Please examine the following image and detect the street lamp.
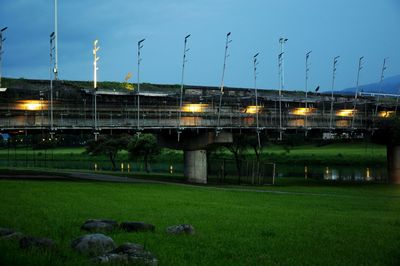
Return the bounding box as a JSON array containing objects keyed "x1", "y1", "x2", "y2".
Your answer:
[
  {"x1": 305, "y1": 50, "x2": 312, "y2": 133},
  {"x1": 253, "y1": 53, "x2": 261, "y2": 146},
  {"x1": 137, "y1": 38, "x2": 145, "y2": 131},
  {"x1": 278, "y1": 37, "x2": 288, "y2": 140},
  {"x1": 0, "y1": 27, "x2": 8, "y2": 90},
  {"x1": 216, "y1": 32, "x2": 232, "y2": 132},
  {"x1": 351, "y1": 56, "x2": 364, "y2": 128},
  {"x1": 53, "y1": 0, "x2": 59, "y2": 80},
  {"x1": 329, "y1": 56, "x2": 340, "y2": 130},
  {"x1": 49, "y1": 32, "x2": 56, "y2": 133},
  {"x1": 178, "y1": 34, "x2": 191, "y2": 140},
  {"x1": 374, "y1": 58, "x2": 389, "y2": 116},
  {"x1": 93, "y1": 39, "x2": 100, "y2": 140}
]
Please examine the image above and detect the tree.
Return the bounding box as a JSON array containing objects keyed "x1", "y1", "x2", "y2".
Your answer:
[
  {"x1": 128, "y1": 134, "x2": 161, "y2": 173},
  {"x1": 86, "y1": 134, "x2": 130, "y2": 171},
  {"x1": 224, "y1": 134, "x2": 249, "y2": 183}
]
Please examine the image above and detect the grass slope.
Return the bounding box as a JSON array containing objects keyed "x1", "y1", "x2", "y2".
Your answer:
[{"x1": 0, "y1": 180, "x2": 399, "y2": 265}]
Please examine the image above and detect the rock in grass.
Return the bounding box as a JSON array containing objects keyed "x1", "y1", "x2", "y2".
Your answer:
[
  {"x1": 92, "y1": 242, "x2": 158, "y2": 266},
  {"x1": 19, "y1": 236, "x2": 56, "y2": 250},
  {"x1": 2, "y1": 232, "x2": 25, "y2": 241},
  {"x1": 166, "y1": 224, "x2": 195, "y2": 235},
  {"x1": 0, "y1": 228, "x2": 15, "y2": 237},
  {"x1": 71, "y1": 233, "x2": 116, "y2": 256},
  {"x1": 81, "y1": 219, "x2": 118, "y2": 232},
  {"x1": 120, "y1": 222, "x2": 155, "y2": 232}
]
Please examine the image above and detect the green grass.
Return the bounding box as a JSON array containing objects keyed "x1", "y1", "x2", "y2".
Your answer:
[{"x1": 0, "y1": 179, "x2": 399, "y2": 265}]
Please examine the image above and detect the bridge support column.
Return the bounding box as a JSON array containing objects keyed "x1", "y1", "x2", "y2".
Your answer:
[
  {"x1": 184, "y1": 149, "x2": 207, "y2": 184},
  {"x1": 387, "y1": 145, "x2": 400, "y2": 184}
]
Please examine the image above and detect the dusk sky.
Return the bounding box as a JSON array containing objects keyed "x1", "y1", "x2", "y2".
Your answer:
[{"x1": 1, "y1": 0, "x2": 400, "y2": 91}]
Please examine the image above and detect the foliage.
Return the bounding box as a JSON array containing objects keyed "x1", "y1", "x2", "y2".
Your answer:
[
  {"x1": 86, "y1": 134, "x2": 130, "y2": 170},
  {"x1": 372, "y1": 117, "x2": 400, "y2": 146},
  {"x1": 224, "y1": 134, "x2": 249, "y2": 182},
  {"x1": 128, "y1": 133, "x2": 161, "y2": 173}
]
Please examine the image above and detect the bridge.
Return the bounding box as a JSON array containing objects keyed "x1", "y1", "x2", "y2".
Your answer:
[{"x1": 0, "y1": 78, "x2": 399, "y2": 184}]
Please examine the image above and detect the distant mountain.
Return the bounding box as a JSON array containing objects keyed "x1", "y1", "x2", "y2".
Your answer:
[{"x1": 340, "y1": 74, "x2": 400, "y2": 95}]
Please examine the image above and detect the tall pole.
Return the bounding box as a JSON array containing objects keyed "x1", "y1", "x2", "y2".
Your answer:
[
  {"x1": 374, "y1": 58, "x2": 388, "y2": 116},
  {"x1": 217, "y1": 32, "x2": 232, "y2": 132},
  {"x1": 253, "y1": 53, "x2": 261, "y2": 147},
  {"x1": 329, "y1": 56, "x2": 340, "y2": 130},
  {"x1": 137, "y1": 38, "x2": 145, "y2": 131},
  {"x1": 0, "y1": 27, "x2": 7, "y2": 89},
  {"x1": 278, "y1": 38, "x2": 288, "y2": 140},
  {"x1": 54, "y1": 0, "x2": 58, "y2": 80},
  {"x1": 305, "y1": 51, "x2": 312, "y2": 133},
  {"x1": 351, "y1": 56, "x2": 364, "y2": 128},
  {"x1": 93, "y1": 40, "x2": 100, "y2": 140},
  {"x1": 50, "y1": 32, "x2": 55, "y2": 131},
  {"x1": 178, "y1": 34, "x2": 191, "y2": 139}
]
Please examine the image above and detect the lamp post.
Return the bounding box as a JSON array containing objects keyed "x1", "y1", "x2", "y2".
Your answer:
[
  {"x1": 351, "y1": 56, "x2": 364, "y2": 128},
  {"x1": 278, "y1": 37, "x2": 288, "y2": 140},
  {"x1": 178, "y1": 34, "x2": 191, "y2": 140},
  {"x1": 53, "y1": 0, "x2": 59, "y2": 80},
  {"x1": 93, "y1": 40, "x2": 100, "y2": 140},
  {"x1": 305, "y1": 51, "x2": 312, "y2": 134},
  {"x1": 329, "y1": 56, "x2": 340, "y2": 130},
  {"x1": 49, "y1": 32, "x2": 56, "y2": 133},
  {"x1": 0, "y1": 27, "x2": 7, "y2": 89},
  {"x1": 253, "y1": 52, "x2": 261, "y2": 147},
  {"x1": 374, "y1": 58, "x2": 388, "y2": 117},
  {"x1": 137, "y1": 38, "x2": 145, "y2": 131},
  {"x1": 216, "y1": 32, "x2": 232, "y2": 132}
]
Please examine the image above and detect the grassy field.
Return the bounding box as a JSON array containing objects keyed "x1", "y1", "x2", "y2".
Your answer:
[{"x1": 0, "y1": 179, "x2": 399, "y2": 265}]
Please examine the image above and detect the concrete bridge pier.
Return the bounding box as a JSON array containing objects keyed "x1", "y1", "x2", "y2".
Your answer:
[
  {"x1": 158, "y1": 131, "x2": 233, "y2": 184},
  {"x1": 387, "y1": 145, "x2": 400, "y2": 184}
]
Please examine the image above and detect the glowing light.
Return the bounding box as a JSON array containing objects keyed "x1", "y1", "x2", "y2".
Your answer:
[
  {"x1": 378, "y1": 111, "x2": 395, "y2": 118},
  {"x1": 181, "y1": 103, "x2": 208, "y2": 113},
  {"x1": 336, "y1": 109, "x2": 356, "y2": 117},
  {"x1": 243, "y1": 105, "x2": 263, "y2": 114},
  {"x1": 16, "y1": 100, "x2": 48, "y2": 111},
  {"x1": 290, "y1": 107, "x2": 316, "y2": 116}
]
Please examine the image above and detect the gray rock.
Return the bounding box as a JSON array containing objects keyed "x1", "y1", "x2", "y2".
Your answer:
[
  {"x1": 166, "y1": 224, "x2": 195, "y2": 235},
  {"x1": 19, "y1": 236, "x2": 56, "y2": 250},
  {"x1": 1, "y1": 232, "x2": 25, "y2": 241},
  {"x1": 71, "y1": 233, "x2": 116, "y2": 256},
  {"x1": 0, "y1": 228, "x2": 15, "y2": 236},
  {"x1": 120, "y1": 222, "x2": 155, "y2": 232},
  {"x1": 81, "y1": 219, "x2": 118, "y2": 232},
  {"x1": 92, "y1": 242, "x2": 158, "y2": 265}
]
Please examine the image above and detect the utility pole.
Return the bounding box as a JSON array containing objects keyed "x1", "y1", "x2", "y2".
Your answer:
[
  {"x1": 329, "y1": 56, "x2": 340, "y2": 130},
  {"x1": 50, "y1": 32, "x2": 56, "y2": 133},
  {"x1": 54, "y1": 0, "x2": 59, "y2": 80},
  {"x1": 178, "y1": 34, "x2": 191, "y2": 141},
  {"x1": 351, "y1": 56, "x2": 364, "y2": 128},
  {"x1": 216, "y1": 32, "x2": 232, "y2": 133},
  {"x1": 93, "y1": 40, "x2": 100, "y2": 140},
  {"x1": 137, "y1": 38, "x2": 145, "y2": 131}
]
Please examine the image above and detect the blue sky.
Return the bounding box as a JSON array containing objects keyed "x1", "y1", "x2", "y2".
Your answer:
[{"x1": 1, "y1": 0, "x2": 399, "y2": 91}]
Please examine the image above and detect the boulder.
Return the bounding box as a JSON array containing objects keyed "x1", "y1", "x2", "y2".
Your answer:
[
  {"x1": 166, "y1": 224, "x2": 195, "y2": 235},
  {"x1": 19, "y1": 236, "x2": 56, "y2": 250},
  {"x1": 2, "y1": 232, "x2": 25, "y2": 241},
  {"x1": 81, "y1": 219, "x2": 118, "y2": 232},
  {"x1": 71, "y1": 233, "x2": 116, "y2": 256},
  {"x1": 120, "y1": 222, "x2": 155, "y2": 232},
  {"x1": 0, "y1": 227, "x2": 15, "y2": 237},
  {"x1": 92, "y1": 242, "x2": 158, "y2": 265}
]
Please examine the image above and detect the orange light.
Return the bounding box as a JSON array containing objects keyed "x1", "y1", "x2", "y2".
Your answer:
[
  {"x1": 16, "y1": 100, "x2": 48, "y2": 111},
  {"x1": 378, "y1": 111, "x2": 395, "y2": 118},
  {"x1": 336, "y1": 109, "x2": 356, "y2": 117},
  {"x1": 290, "y1": 107, "x2": 316, "y2": 116},
  {"x1": 243, "y1": 105, "x2": 263, "y2": 114},
  {"x1": 181, "y1": 103, "x2": 208, "y2": 113}
]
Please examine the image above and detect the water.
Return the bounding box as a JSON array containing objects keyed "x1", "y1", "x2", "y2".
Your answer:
[{"x1": 276, "y1": 164, "x2": 387, "y2": 182}]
